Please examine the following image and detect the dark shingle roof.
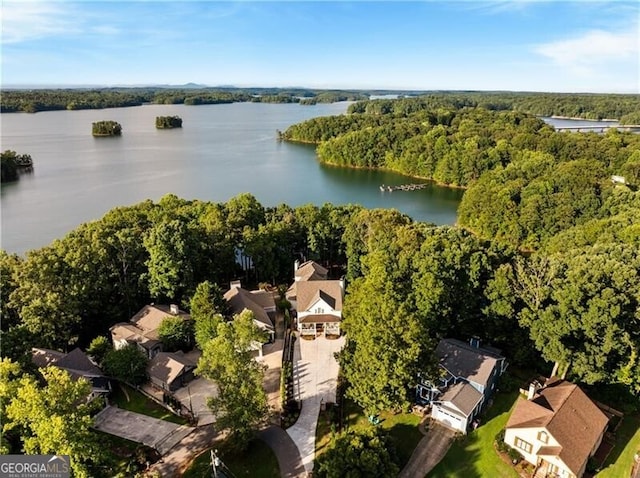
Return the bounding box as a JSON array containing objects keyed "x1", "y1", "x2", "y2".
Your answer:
[{"x1": 436, "y1": 339, "x2": 503, "y2": 388}]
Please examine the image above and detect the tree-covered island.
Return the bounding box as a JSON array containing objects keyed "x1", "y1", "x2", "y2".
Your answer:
[
  {"x1": 92, "y1": 120, "x2": 122, "y2": 136},
  {"x1": 1, "y1": 150, "x2": 34, "y2": 183},
  {"x1": 155, "y1": 115, "x2": 183, "y2": 129}
]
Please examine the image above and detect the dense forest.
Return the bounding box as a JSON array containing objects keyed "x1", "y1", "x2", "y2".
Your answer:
[
  {"x1": 1, "y1": 192, "x2": 638, "y2": 408},
  {"x1": 0, "y1": 88, "x2": 368, "y2": 113},
  {"x1": 282, "y1": 97, "x2": 640, "y2": 250},
  {"x1": 2, "y1": 88, "x2": 638, "y2": 119}
]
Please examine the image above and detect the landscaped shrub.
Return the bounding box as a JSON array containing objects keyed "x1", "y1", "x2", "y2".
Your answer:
[{"x1": 507, "y1": 446, "x2": 523, "y2": 463}]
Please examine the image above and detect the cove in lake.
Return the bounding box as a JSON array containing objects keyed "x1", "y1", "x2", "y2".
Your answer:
[
  {"x1": 1, "y1": 102, "x2": 463, "y2": 255},
  {"x1": 1, "y1": 104, "x2": 615, "y2": 256}
]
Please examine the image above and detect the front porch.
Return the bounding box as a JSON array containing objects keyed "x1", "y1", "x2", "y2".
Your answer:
[{"x1": 298, "y1": 318, "x2": 340, "y2": 337}]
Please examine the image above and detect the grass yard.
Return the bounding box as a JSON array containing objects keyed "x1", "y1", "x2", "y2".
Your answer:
[
  {"x1": 111, "y1": 383, "x2": 187, "y2": 425},
  {"x1": 315, "y1": 399, "x2": 423, "y2": 468},
  {"x1": 183, "y1": 439, "x2": 280, "y2": 478},
  {"x1": 428, "y1": 391, "x2": 520, "y2": 478},
  {"x1": 596, "y1": 414, "x2": 640, "y2": 477},
  {"x1": 95, "y1": 430, "x2": 159, "y2": 478}
]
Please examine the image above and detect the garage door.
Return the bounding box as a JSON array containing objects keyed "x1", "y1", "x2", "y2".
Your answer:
[{"x1": 432, "y1": 406, "x2": 466, "y2": 432}]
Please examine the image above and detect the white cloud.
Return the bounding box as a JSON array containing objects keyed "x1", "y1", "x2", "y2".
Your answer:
[
  {"x1": 534, "y1": 26, "x2": 639, "y2": 75},
  {"x1": 0, "y1": 1, "x2": 82, "y2": 44}
]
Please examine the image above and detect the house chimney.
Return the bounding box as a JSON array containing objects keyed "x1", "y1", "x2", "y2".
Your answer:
[
  {"x1": 170, "y1": 304, "x2": 179, "y2": 315},
  {"x1": 339, "y1": 276, "x2": 345, "y2": 292},
  {"x1": 527, "y1": 380, "x2": 540, "y2": 400},
  {"x1": 230, "y1": 280, "x2": 241, "y2": 289},
  {"x1": 469, "y1": 336, "x2": 481, "y2": 349}
]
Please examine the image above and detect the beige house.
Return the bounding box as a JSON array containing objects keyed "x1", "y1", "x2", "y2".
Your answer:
[
  {"x1": 110, "y1": 304, "x2": 191, "y2": 359},
  {"x1": 504, "y1": 377, "x2": 609, "y2": 478},
  {"x1": 287, "y1": 260, "x2": 344, "y2": 337}
]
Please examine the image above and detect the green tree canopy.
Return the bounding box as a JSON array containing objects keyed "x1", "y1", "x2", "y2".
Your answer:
[
  {"x1": 196, "y1": 311, "x2": 269, "y2": 450},
  {"x1": 103, "y1": 345, "x2": 149, "y2": 386},
  {"x1": 158, "y1": 316, "x2": 195, "y2": 352},
  {"x1": 314, "y1": 427, "x2": 400, "y2": 478}
]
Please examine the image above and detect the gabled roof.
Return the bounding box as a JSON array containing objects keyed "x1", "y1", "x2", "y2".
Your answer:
[
  {"x1": 295, "y1": 260, "x2": 328, "y2": 282},
  {"x1": 147, "y1": 352, "x2": 195, "y2": 387},
  {"x1": 55, "y1": 348, "x2": 103, "y2": 376},
  {"x1": 31, "y1": 347, "x2": 109, "y2": 391},
  {"x1": 506, "y1": 378, "x2": 609, "y2": 476},
  {"x1": 130, "y1": 304, "x2": 190, "y2": 335},
  {"x1": 296, "y1": 281, "x2": 343, "y2": 312},
  {"x1": 298, "y1": 314, "x2": 342, "y2": 324},
  {"x1": 110, "y1": 304, "x2": 190, "y2": 348},
  {"x1": 436, "y1": 339, "x2": 504, "y2": 388},
  {"x1": 224, "y1": 286, "x2": 274, "y2": 329},
  {"x1": 439, "y1": 382, "x2": 483, "y2": 417},
  {"x1": 32, "y1": 348, "x2": 65, "y2": 368}
]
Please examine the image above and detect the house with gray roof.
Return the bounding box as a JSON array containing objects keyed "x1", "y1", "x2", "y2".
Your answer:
[
  {"x1": 417, "y1": 338, "x2": 508, "y2": 433},
  {"x1": 32, "y1": 347, "x2": 111, "y2": 400},
  {"x1": 224, "y1": 282, "x2": 275, "y2": 344}
]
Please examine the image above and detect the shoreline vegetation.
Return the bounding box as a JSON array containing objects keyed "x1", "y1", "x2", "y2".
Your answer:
[
  {"x1": 1, "y1": 88, "x2": 639, "y2": 122},
  {"x1": 281, "y1": 95, "x2": 640, "y2": 250}
]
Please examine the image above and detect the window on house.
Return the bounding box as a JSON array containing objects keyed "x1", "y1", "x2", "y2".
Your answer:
[
  {"x1": 537, "y1": 431, "x2": 549, "y2": 444},
  {"x1": 314, "y1": 307, "x2": 324, "y2": 314},
  {"x1": 514, "y1": 437, "x2": 533, "y2": 454}
]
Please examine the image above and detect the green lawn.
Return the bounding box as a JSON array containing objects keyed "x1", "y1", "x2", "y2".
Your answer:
[
  {"x1": 111, "y1": 383, "x2": 187, "y2": 425},
  {"x1": 315, "y1": 399, "x2": 423, "y2": 468},
  {"x1": 596, "y1": 414, "x2": 640, "y2": 477},
  {"x1": 428, "y1": 391, "x2": 520, "y2": 478},
  {"x1": 183, "y1": 439, "x2": 280, "y2": 478}
]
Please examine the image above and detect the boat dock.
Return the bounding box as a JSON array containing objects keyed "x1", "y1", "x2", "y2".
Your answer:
[{"x1": 379, "y1": 183, "x2": 428, "y2": 192}]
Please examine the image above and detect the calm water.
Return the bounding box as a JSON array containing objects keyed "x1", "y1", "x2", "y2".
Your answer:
[{"x1": 1, "y1": 102, "x2": 464, "y2": 255}]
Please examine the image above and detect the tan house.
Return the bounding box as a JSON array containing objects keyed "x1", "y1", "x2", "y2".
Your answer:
[
  {"x1": 287, "y1": 260, "x2": 344, "y2": 337},
  {"x1": 110, "y1": 304, "x2": 191, "y2": 359},
  {"x1": 504, "y1": 377, "x2": 609, "y2": 478}
]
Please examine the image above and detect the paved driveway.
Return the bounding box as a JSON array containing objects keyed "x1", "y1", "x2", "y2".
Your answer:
[
  {"x1": 173, "y1": 377, "x2": 218, "y2": 426},
  {"x1": 400, "y1": 422, "x2": 456, "y2": 478},
  {"x1": 93, "y1": 406, "x2": 194, "y2": 455},
  {"x1": 286, "y1": 334, "x2": 345, "y2": 474}
]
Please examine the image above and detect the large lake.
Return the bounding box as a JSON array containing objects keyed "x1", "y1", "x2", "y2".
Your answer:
[{"x1": 1, "y1": 102, "x2": 464, "y2": 255}]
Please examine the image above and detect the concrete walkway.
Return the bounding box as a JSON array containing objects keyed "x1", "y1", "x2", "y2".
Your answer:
[
  {"x1": 286, "y1": 334, "x2": 344, "y2": 474},
  {"x1": 259, "y1": 425, "x2": 306, "y2": 478},
  {"x1": 399, "y1": 422, "x2": 456, "y2": 478},
  {"x1": 93, "y1": 406, "x2": 195, "y2": 455}
]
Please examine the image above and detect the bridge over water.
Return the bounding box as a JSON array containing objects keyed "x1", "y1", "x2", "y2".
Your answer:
[{"x1": 554, "y1": 125, "x2": 640, "y2": 133}]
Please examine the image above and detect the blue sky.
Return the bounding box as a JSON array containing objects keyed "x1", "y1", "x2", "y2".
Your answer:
[{"x1": 1, "y1": 1, "x2": 638, "y2": 92}]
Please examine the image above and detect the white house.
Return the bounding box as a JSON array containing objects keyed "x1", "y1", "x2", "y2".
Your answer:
[
  {"x1": 504, "y1": 377, "x2": 609, "y2": 478},
  {"x1": 287, "y1": 260, "x2": 344, "y2": 337}
]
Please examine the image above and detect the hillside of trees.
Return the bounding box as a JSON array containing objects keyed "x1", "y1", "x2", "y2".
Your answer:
[{"x1": 282, "y1": 97, "x2": 640, "y2": 250}]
